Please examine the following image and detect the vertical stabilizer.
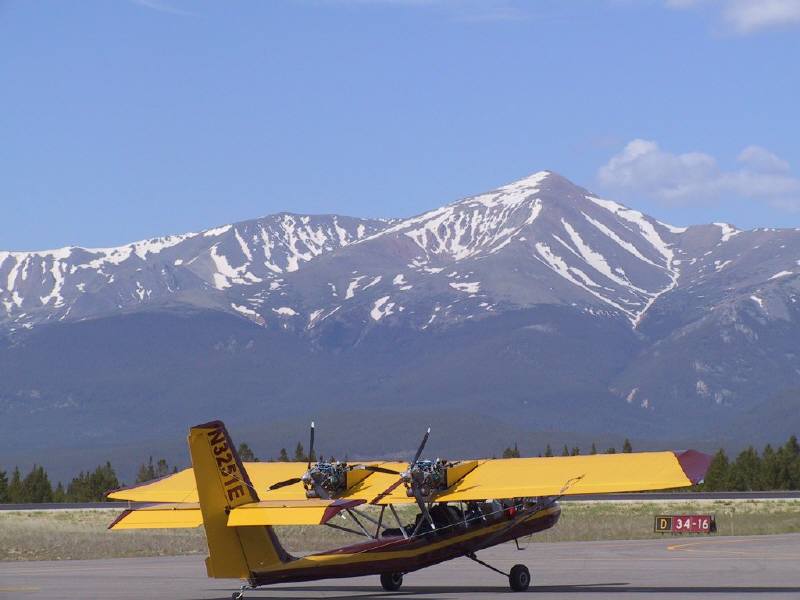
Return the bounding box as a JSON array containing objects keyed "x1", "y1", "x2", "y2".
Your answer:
[{"x1": 188, "y1": 420, "x2": 289, "y2": 580}]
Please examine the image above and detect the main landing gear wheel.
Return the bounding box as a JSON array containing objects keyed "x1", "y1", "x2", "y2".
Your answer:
[
  {"x1": 509, "y1": 564, "x2": 531, "y2": 592},
  {"x1": 380, "y1": 571, "x2": 404, "y2": 591}
]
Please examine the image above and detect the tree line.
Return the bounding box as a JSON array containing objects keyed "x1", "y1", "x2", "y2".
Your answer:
[
  {"x1": 0, "y1": 441, "x2": 301, "y2": 503},
  {"x1": 0, "y1": 462, "x2": 120, "y2": 503},
  {"x1": 502, "y1": 439, "x2": 633, "y2": 458},
  {"x1": 700, "y1": 436, "x2": 800, "y2": 491},
  {"x1": 0, "y1": 456, "x2": 186, "y2": 503}
]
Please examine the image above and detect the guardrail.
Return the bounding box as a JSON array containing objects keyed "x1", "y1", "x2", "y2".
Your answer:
[{"x1": 2, "y1": 491, "x2": 799, "y2": 511}]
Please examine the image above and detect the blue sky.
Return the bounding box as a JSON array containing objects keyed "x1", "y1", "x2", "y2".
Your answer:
[{"x1": 1, "y1": 0, "x2": 799, "y2": 250}]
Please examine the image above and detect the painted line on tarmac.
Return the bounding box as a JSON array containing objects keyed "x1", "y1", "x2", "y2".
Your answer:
[{"x1": 667, "y1": 537, "x2": 800, "y2": 559}]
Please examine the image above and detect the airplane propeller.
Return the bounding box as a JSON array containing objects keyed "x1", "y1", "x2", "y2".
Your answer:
[
  {"x1": 356, "y1": 465, "x2": 401, "y2": 475},
  {"x1": 269, "y1": 476, "x2": 303, "y2": 490},
  {"x1": 401, "y1": 427, "x2": 436, "y2": 530},
  {"x1": 267, "y1": 422, "x2": 401, "y2": 496},
  {"x1": 268, "y1": 421, "x2": 317, "y2": 492},
  {"x1": 412, "y1": 427, "x2": 430, "y2": 465},
  {"x1": 308, "y1": 420, "x2": 315, "y2": 470}
]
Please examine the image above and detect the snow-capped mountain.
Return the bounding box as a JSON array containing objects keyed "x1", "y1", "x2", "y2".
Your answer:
[
  {"x1": 5, "y1": 171, "x2": 797, "y2": 337},
  {"x1": 2, "y1": 171, "x2": 800, "y2": 471},
  {"x1": 0, "y1": 214, "x2": 386, "y2": 329}
]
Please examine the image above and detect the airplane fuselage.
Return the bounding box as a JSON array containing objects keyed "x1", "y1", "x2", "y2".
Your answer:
[{"x1": 249, "y1": 502, "x2": 561, "y2": 586}]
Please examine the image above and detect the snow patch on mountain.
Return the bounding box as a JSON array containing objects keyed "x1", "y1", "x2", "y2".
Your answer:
[
  {"x1": 449, "y1": 281, "x2": 480, "y2": 293},
  {"x1": 714, "y1": 223, "x2": 741, "y2": 243},
  {"x1": 769, "y1": 271, "x2": 793, "y2": 280},
  {"x1": 367, "y1": 172, "x2": 547, "y2": 262},
  {"x1": 370, "y1": 296, "x2": 396, "y2": 321}
]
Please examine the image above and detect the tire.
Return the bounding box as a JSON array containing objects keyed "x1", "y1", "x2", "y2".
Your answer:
[
  {"x1": 380, "y1": 571, "x2": 404, "y2": 591},
  {"x1": 509, "y1": 564, "x2": 531, "y2": 592}
]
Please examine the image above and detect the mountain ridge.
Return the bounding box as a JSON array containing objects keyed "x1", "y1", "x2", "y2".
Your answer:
[{"x1": 2, "y1": 171, "x2": 799, "y2": 475}]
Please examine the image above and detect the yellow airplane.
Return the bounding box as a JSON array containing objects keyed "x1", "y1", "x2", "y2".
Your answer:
[{"x1": 108, "y1": 420, "x2": 711, "y2": 598}]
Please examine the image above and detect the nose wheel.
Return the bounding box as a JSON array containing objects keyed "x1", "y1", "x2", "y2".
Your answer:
[
  {"x1": 509, "y1": 564, "x2": 531, "y2": 591},
  {"x1": 380, "y1": 571, "x2": 404, "y2": 591},
  {"x1": 466, "y1": 552, "x2": 532, "y2": 592}
]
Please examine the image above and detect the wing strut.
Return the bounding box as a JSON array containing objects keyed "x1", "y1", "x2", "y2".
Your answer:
[{"x1": 389, "y1": 504, "x2": 408, "y2": 539}]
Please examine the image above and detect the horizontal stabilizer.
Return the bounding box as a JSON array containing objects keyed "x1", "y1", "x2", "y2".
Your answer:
[
  {"x1": 107, "y1": 503, "x2": 202, "y2": 530},
  {"x1": 227, "y1": 499, "x2": 365, "y2": 526}
]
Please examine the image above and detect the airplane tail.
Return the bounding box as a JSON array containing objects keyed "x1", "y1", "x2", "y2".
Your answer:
[{"x1": 188, "y1": 420, "x2": 291, "y2": 580}]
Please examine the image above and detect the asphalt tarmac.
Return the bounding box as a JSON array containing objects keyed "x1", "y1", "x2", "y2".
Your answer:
[{"x1": 1, "y1": 534, "x2": 799, "y2": 599}]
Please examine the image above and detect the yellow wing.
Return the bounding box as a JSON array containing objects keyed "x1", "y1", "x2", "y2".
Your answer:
[
  {"x1": 107, "y1": 461, "x2": 409, "y2": 503},
  {"x1": 108, "y1": 451, "x2": 709, "y2": 527},
  {"x1": 370, "y1": 451, "x2": 711, "y2": 504}
]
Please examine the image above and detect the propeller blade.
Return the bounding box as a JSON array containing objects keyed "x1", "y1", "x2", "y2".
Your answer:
[
  {"x1": 363, "y1": 465, "x2": 401, "y2": 475},
  {"x1": 268, "y1": 477, "x2": 302, "y2": 490},
  {"x1": 308, "y1": 421, "x2": 315, "y2": 470},
  {"x1": 413, "y1": 488, "x2": 435, "y2": 531},
  {"x1": 369, "y1": 478, "x2": 404, "y2": 504},
  {"x1": 411, "y1": 427, "x2": 431, "y2": 465}
]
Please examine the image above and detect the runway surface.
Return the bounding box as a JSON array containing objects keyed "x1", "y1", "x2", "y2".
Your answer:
[{"x1": 1, "y1": 534, "x2": 799, "y2": 599}]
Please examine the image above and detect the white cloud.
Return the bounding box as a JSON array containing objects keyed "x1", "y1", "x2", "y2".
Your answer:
[
  {"x1": 666, "y1": 0, "x2": 800, "y2": 34},
  {"x1": 723, "y1": 0, "x2": 800, "y2": 33},
  {"x1": 737, "y1": 145, "x2": 791, "y2": 173},
  {"x1": 598, "y1": 139, "x2": 800, "y2": 210}
]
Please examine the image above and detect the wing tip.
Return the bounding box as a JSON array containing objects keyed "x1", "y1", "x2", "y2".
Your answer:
[
  {"x1": 107, "y1": 508, "x2": 133, "y2": 530},
  {"x1": 675, "y1": 449, "x2": 713, "y2": 484}
]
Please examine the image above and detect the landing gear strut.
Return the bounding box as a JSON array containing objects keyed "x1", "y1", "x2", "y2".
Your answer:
[
  {"x1": 380, "y1": 571, "x2": 404, "y2": 591},
  {"x1": 466, "y1": 553, "x2": 532, "y2": 592}
]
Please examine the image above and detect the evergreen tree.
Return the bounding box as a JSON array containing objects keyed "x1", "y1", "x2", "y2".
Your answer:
[
  {"x1": 0, "y1": 469, "x2": 8, "y2": 503},
  {"x1": 91, "y1": 462, "x2": 120, "y2": 500},
  {"x1": 702, "y1": 449, "x2": 730, "y2": 491},
  {"x1": 781, "y1": 435, "x2": 800, "y2": 489},
  {"x1": 622, "y1": 439, "x2": 633, "y2": 453},
  {"x1": 590, "y1": 443, "x2": 597, "y2": 455},
  {"x1": 730, "y1": 446, "x2": 761, "y2": 491},
  {"x1": 136, "y1": 457, "x2": 156, "y2": 483},
  {"x1": 21, "y1": 465, "x2": 53, "y2": 503},
  {"x1": 67, "y1": 470, "x2": 89, "y2": 501},
  {"x1": 53, "y1": 482, "x2": 66, "y2": 503},
  {"x1": 605, "y1": 447, "x2": 616, "y2": 454},
  {"x1": 502, "y1": 443, "x2": 521, "y2": 458},
  {"x1": 8, "y1": 467, "x2": 23, "y2": 502},
  {"x1": 760, "y1": 444, "x2": 780, "y2": 490},
  {"x1": 561, "y1": 445, "x2": 570, "y2": 457},
  {"x1": 570, "y1": 446, "x2": 580, "y2": 456},
  {"x1": 67, "y1": 462, "x2": 120, "y2": 501},
  {"x1": 544, "y1": 444, "x2": 553, "y2": 457},
  {"x1": 278, "y1": 448, "x2": 289, "y2": 462},
  {"x1": 238, "y1": 443, "x2": 257, "y2": 462},
  {"x1": 294, "y1": 442, "x2": 306, "y2": 462},
  {"x1": 155, "y1": 459, "x2": 170, "y2": 478}
]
